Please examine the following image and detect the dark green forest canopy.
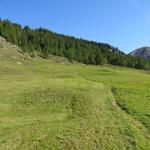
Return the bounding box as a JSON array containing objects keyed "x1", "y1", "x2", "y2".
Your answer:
[{"x1": 0, "y1": 19, "x2": 150, "y2": 69}]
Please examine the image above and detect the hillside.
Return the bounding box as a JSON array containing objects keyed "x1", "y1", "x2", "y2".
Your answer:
[
  {"x1": 0, "y1": 19, "x2": 150, "y2": 69},
  {"x1": 130, "y1": 47, "x2": 150, "y2": 59},
  {"x1": 0, "y1": 37, "x2": 150, "y2": 150}
]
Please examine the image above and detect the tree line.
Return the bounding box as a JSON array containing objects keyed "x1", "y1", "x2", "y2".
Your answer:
[{"x1": 0, "y1": 19, "x2": 150, "y2": 69}]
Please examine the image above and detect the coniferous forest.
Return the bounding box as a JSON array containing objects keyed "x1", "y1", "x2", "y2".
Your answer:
[{"x1": 0, "y1": 19, "x2": 150, "y2": 69}]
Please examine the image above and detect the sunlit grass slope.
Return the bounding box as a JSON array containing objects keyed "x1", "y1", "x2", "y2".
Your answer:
[{"x1": 0, "y1": 38, "x2": 150, "y2": 149}]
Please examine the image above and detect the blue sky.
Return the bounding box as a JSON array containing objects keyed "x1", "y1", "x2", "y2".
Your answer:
[{"x1": 0, "y1": 0, "x2": 150, "y2": 53}]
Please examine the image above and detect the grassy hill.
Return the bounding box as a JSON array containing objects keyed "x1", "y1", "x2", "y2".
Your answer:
[{"x1": 0, "y1": 37, "x2": 150, "y2": 150}]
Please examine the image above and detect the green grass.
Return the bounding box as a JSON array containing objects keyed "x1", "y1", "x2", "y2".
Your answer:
[{"x1": 0, "y1": 47, "x2": 150, "y2": 149}]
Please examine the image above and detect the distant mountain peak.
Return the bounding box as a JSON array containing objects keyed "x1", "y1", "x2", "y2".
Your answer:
[{"x1": 129, "y1": 47, "x2": 150, "y2": 59}]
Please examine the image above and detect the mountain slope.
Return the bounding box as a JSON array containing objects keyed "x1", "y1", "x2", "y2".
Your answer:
[
  {"x1": 0, "y1": 19, "x2": 150, "y2": 69},
  {"x1": 130, "y1": 47, "x2": 150, "y2": 59},
  {"x1": 0, "y1": 38, "x2": 150, "y2": 149},
  {"x1": 0, "y1": 36, "x2": 23, "y2": 58}
]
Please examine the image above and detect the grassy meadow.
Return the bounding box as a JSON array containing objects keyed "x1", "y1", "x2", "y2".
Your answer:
[{"x1": 0, "y1": 40, "x2": 150, "y2": 149}]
